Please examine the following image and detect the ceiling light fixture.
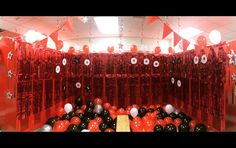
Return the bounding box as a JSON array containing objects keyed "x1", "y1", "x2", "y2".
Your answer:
[{"x1": 94, "y1": 17, "x2": 119, "y2": 34}]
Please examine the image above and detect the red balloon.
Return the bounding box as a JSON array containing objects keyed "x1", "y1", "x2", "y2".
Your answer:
[
  {"x1": 142, "y1": 105, "x2": 148, "y2": 109},
  {"x1": 153, "y1": 110, "x2": 159, "y2": 115},
  {"x1": 93, "y1": 98, "x2": 103, "y2": 105},
  {"x1": 197, "y1": 35, "x2": 207, "y2": 47},
  {"x1": 131, "y1": 45, "x2": 138, "y2": 53},
  {"x1": 111, "y1": 106, "x2": 117, "y2": 111},
  {"x1": 131, "y1": 118, "x2": 143, "y2": 131},
  {"x1": 145, "y1": 112, "x2": 152, "y2": 117},
  {"x1": 105, "y1": 128, "x2": 115, "y2": 132},
  {"x1": 88, "y1": 120, "x2": 100, "y2": 132},
  {"x1": 110, "y1": 114, "x2": 117, "y2": 120},
  {"x1": 81, "y1": 105, "x2": 87, "y2": 111},
  {"x1": 155, "y1": 46, "x2": 161, "y2": 54},
  {"x1": 56, "y1": 40, "x2": 64, "y2": 50},
  {"x1": 164, "y1": 117, "x2": 173, "y2": 124},
  {"x1": 109, "y1": 109, "x2": 116, "y2": 115},
  {"x1": 75, "y1": 109, "x2": 84, "y2": 114},
  {"x1": 68, "y1": 46, "x2": 75, "y2": 54},
  {"x1": 174, "y1": 118, "x2": 182, "y2": 127},
  {"x1": 155, "y1": 104, "x2": 162, "y2": 109},
  {"x1": 132, "y1": 104, "x2": 139, "y2": 109},
  {"x1": 189, "y1": 120, "x2": 197, "y2": 130},
  {"x1": 107, "y1": 46, "x2": 114, "y2": 53},
  {"x1": 156, "y1": 119, "x2": 166, "y2": 127},
  {"x1": 57, "y1": 107, "x2": 66, "y2": 117},
  {"x1": 149, "y1": 113, "x2": 157, "y2": 121},
  {"x1": 70, "y1": 116, "x2": 81, "y2": 126},
  {"x1": 126, "y1": 106, "x2": 132, "y2": 112},
  {"x1": 117, "y1": 108, "x2": 126, "y2": 115},
  {"x1": 103, "y1": 102, "x2": 111, "y2": 110},
  {"x1": 168, "y1": 47, "x2": 174, "y2": 54},
  {"x1": 149, "y1": 105, "x2": 155, "y2": 109},
  {"x1": 83, "y1": 45, "x2": 89, "y2": 54},
  {"x1": 53, "y1": 120, "x2": 67, "y2": 132},
  {"x1": 63, "y1": 120, "x2": 70, "y2": 128},
  {"x1": 94, "y1": 117, "x2": 103, "y2": 124}
]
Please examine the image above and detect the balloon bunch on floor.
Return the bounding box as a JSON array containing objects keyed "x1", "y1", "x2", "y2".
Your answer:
[{"x1": 39, "y1": 98, "x2": 207, "y2": 132}]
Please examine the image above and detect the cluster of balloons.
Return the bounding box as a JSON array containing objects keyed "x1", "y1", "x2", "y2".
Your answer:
[{"x1": 40, "y1": 99, "x2": 207, "y2": 132}]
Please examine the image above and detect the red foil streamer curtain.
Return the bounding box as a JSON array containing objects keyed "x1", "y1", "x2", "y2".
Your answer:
[{"x1": 0, "y1": 38, "x2": 227, "y2": 131}]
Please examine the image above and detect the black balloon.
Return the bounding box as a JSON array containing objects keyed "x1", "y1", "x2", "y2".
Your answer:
[
  {"x1": 154, "y1": 124, "x2": 163, "y2": 132},
  {"x1": 99, "y1": 123, "x2": 108, "y2": 132},
  {"x1": 67, "y1": 124, "x2": 79, "y2": 132},
  {"x1": 78, "y1": 122, "x2": 88, "y2": 131},
  {"x1": 156, "y1": 107, "x2": 163, "y2": 113},
  {"x1": 177, "y1": 112, "x2": 186, "y2": 119},
  {"x1": 86, "y1": 100, "x2": 95, "y2": 109},
  {"x1": 194, "y1": 123, "x2": 207, "y2": 132},
  {"x1": 74, "y1": 97, "x2": 83, "y2": 107},
  {"x1": 104, "y1": 116, "x2": 113, "y2": 126},
  {"x1": 82, "y1": 117, "x2": 91, "y2": 124},
  {"x1": 128, "y1": 114, "x2": 133, "y2": 120},
  {"x1": 61, "y1": 113, "x2": 70, "y2": 121},
  {"x1": 46, "y1": 116, "x2": 60, "y2": 127},
  {"x1": 101, "y1": 109, "x2": 110, "y2": 118},
  {"x1": 164, "y1": 124, "x2": 177, "y2": 132},
  {"x1": 76, "y1": 113, "x2": 84, "y2": 120},
  {"x1": 169, "y1": 112, "x2": 177, "y2": 120},
  {"x1": 74, "y1": 106, "x2": 80, "y2": 111},
  {"x1": 93, "y1": 113, "x2": 99, "y2": 119},
  {"x1": 178, "y1": 123, "x2": 190, "y2": 132},
  {"x1": 111, "y1": 121, "x2": 116, "y2": 130},
  {"x1": 157, "y1": 113, "x2": 164, "y2": 120},
  {"x1": 161, "y1": 112, "x2": 168, "y2": 118},
  {"x1": 183, "y1": 116, "x2": 192, "y2": 124},
  {"x1": 84, "y1": 107, "x2": 93, "y2": 117},
  {"x1": 147, "y1": 108, "x2": 154, "y2": 113},
  {"x1": 69, "y1": 111, "x2": 76, "y2": 118},
  {"x1": 138, "y1": 107, "x2": 147, "y2": 117}
]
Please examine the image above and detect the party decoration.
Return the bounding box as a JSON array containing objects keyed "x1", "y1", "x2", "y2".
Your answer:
[
  {"x1": 194, "y1": 123, "x2": 207, "y2": 132},
  {"x1": 154, "y1": 46, "x2": 161, "y2": 54},
  {"x1": 81, "y1": 129, "x2": 90, "y2": 132},
  {"x1": 99, "y1": 123, "x2": 108, "y2": 132},
  {"x1": 68, "y1": 46, "x2": 75, "y2": 54},
  {"x1": 174, "y1": 109, "x2": 180, "y2": 115},
  {"x1": 131, "y1": 45, "x2": 138, "y2": 53},
  {"x1": 64, "y1": 103, "x2": 73, "y2": 114},
  {"x1": 70, "y1": 116, "x2": 81, "y2": 126},
  {"x1": 197, "y1": 35, "x2": 207, "y2": 47},
  {"x1": 56, "y1": 40, "x2": 63, "y2": 50},
  {"x1": 173, "y1": 32, "x2": 182, "y2": 47},
  {"x1": 83, "y1": 45, "x2": 89, "y2": 54},
  {"x1": 131, "y1": 57, "x2": 137, "y2": 64},
  {"x1": 168, "y1": 47, "x2": 174, "y2": 54},
  {"x1": 49, "y1": 30, "x2": 58, "y2": 45},
  {"x1": 138, "y1": 107, "x2": 147, "y2": 118},
  {"x1": 46, "y1": 116, "x2": 60, "y2": 127},
  {"x1": 57, "y1": 107, "x2": 66, "y2": 117},
  {"x1": 164, "y1": 104, "x2": 174, "y2": 114},
  {"x1": 228, "y1": 50, "x2": 236, "y2": 65},
  {"x1": 164, "y1": 124, "x2": 177, "y2": 132},
  {"x1": 107, "y1": 46, "x2": 114, "y2": 53},
  {"x1": 173, "y1": 118, "x2": 182, "y2": 127},
  {"x1": 67, "y1": 124, "x2": 79, "y2": 132},
  {"x1": 178, "y1": 123, "x2": 190, "y2": 132},
  {"x1": 182, "y1": 39, "x2": 190, "y2": 52},
  {"x1": 153, "y1": 60, "x2": 159, "y2": 67},
  {"x1": 94, "y1": 98, "x2": 103, "y2": 105},
  {"x1": 162, "y1": 23, "x2": 173, "y2": 39},
  {"x1": 130, "y1": 108, "x2": 138, "y2": 118},
  {"x1": 40, "y1": 124, "x2": 52, "y2": 132},
  {"x1": 84, "y1": 59, "x2": 90, "y2": 66},
  {"x1": 143, "y1": 58, "x2": 150, "y2": 65},
  {"x1": 94, "y1": 104, "x2": 103, "y2": 114},
  {"x1": 146, "y1": 16, "x2": 160, "y2": 25},
  {"x1": 201, "y1": 54, "x2": 207, "y2": 64},
  {"x1": 103, "y1": 102, "x2": 111, "y2": 110},
  {"x1": 74, "y1": 97, "x2": 83, "y2": 107},
  {"x1": 64, "y1": 17, "x2": 74, "y2": 32},
  {"x1": 61, "y1": 114, "x2": 71, "y2": 121},
  {"x1": 154, "y1": 124, "x2": 163, "y2": 132},
  {"x1": 209, "y1": 30, "x2": 221, "y2": 44},
  {"x1": 169, "y1": 112, "x2": 177, "y2": 120},
  {"x1": 105, "y1": 128, "x2": 115, "y2": 132},
  {"x1": 86, "y1": 101, "x2": 95, "y2": 109}
]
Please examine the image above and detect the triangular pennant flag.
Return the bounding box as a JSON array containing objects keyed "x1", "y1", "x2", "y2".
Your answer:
[
  {"x1": 49, "y1": 30, "x2": 58, "y2": 44},
  {"x1": 146, "y1": 16, "x2": 160, "y2": 25},
  {"x1": 162, "y1": 23, "x2": 173, "y2": 39},
  {"x1": 194, "y1": 45, "x2": 201, "y2": 55},
  {"x1": 182, "y1": 39, "x2": 190, "y2": 52},
  {"x1": 173, "y1": 32, "x2": 182, "y2": 47},
  {"x1": 204, "y1": 47, "x2": 210, "y2": 57},
  {"x1": 40, "y1": 37, "x2": 48, "y2": 48},
  {"x1": 64, "y1": 17, "x2": 73, "y2": 32}
]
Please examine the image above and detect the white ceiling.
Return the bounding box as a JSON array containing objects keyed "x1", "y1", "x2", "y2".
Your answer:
[{"x1": 1, "y1": 16, "x2": 236, "y2": 45}]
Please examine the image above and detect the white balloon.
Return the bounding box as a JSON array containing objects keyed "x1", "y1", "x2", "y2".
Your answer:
[
  {"x1": 130, "y1": 108, "x2": 138, "y2": 118},
  {"x1": 165, "y1": 104, "x2": 174, "y2": 114},
  {"x1": 40, "y1": 124, "x2": 52, "y2": 132},
  {"x1": 94, "y1": 104, "x2": 103, "y2": 114},
  {"x1": 64, "y1": 103, "x2": 73, "y2": 113},
  {"x1": 209, "y1": 30, "x2": 221, "y2": 44},
  {"x1": 81, "y1": 129, "x2": 90, "y2": 132}
]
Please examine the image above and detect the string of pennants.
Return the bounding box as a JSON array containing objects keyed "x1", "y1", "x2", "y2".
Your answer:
[{"x1": 35, "y1": 16, "x2": 231, "y2": 57}]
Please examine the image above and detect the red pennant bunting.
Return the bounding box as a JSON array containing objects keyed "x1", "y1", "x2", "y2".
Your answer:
[
  {"x1": 173, "y1": 32, "x2": 182, "y2": 47},
  {"x1": 49, "y1": 30, "x2": 58, "y2": 44},
  {"x1": 146, "y1": 16, "x2": 160, "y2": 25},
  {"x1": 64, "y1": 17, "x2": 73, "y2": 32},
  {"x1": 204, "y1": 47, "x2": 210, "y2": 57},
  {"x1": 182, "y1": 39, "x2": 190, "y2": 52},
  {"x1": 194, "y1": 45, "x2": 201, "y2": 55},
  {"x1": 40, "y1": 37, "x2": 48, "y2": 48},
  {"x1": 162, "y1": 23, "x2": 173, "y2": 39}
]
